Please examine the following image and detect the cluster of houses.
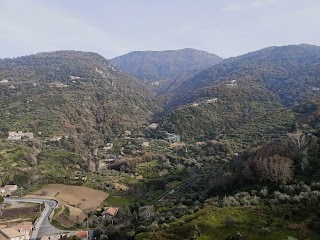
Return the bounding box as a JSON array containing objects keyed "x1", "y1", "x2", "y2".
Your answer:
[
  {"x1": 7, "y1": 132, "x2": 33, "y2": 141},
  {"x1": 0, "y1": 185, "x2": 18, "y2": 197},
  {"x1": 192, "y1": 98, "x2": 218, "y2": 107}
]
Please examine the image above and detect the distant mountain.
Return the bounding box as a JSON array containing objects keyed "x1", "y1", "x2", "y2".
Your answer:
[
  {"x1": 158, "y1": 44, "x2": 320, "y2": 139},
  {"x1": 110, "y1": 48, "x2": 223, "y2": 92},
  {"x1": 0, "y1": 51, "x2": 159, "y2": 159}
]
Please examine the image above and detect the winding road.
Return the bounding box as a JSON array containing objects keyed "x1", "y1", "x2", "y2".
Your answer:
[{"x1": 3, "y1": 198, "x2": 72, "y2": 240}]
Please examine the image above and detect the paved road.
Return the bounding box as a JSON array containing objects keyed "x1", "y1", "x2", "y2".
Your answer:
[{"x1": 4, "y1": 198, "x2": 71, "y2": 240}]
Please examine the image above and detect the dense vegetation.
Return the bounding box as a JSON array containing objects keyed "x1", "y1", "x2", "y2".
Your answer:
[
  {"x1": 0, "y1": 51, "x2": 160, "y2": 185},
  {"x1": 1, "y1": 45, "x2": 320, "y2": 240},
  {"x1": 156, "y1": 44, "x2": 320, "y2": 140}
]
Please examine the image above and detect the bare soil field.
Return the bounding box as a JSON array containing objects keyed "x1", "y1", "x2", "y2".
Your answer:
[
  {"x1": 26, "y1": 184, "x2": 109, "y2": 227},
  {"x1": 0, "y1": 203, "x2": 39, "y2": 220}
]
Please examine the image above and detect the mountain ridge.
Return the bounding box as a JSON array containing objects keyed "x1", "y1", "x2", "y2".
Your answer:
[{"x1": 110, "y1": 48, "x2": 223, "y2": 93}]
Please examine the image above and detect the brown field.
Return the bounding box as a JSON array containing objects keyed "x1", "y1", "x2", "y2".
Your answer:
[
  {"x1": 26, "y1": 184, "x2": 109, "y2": 227},
  {"x1": 0, "y1": 203, "x2": 39, "y2": 220}
]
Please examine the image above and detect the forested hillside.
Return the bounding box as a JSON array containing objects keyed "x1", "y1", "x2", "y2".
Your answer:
[
  {"x1": 0, "y1": 51, "x2": 160, "y2": 183},
  {"x1": 157, "y1": 44, "x2": 320, "y2": 139}
]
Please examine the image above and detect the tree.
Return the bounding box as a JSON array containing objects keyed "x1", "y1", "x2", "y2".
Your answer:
[
  {"x1": 0, "y1": 196, "x2": 4, "y2": 204},
  {"x1": 253, "y1": 155, "x2": 293, "y2": 184},
  {"x1": 288, "y1": 130, "x2": 308, "y2": 150}
]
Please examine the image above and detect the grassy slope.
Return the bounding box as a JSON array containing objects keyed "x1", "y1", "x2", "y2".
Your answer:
[{"x1": 136, "y1": 205, "x2": 320, "y2": 240}]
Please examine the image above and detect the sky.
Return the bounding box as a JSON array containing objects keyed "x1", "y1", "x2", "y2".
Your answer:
[{"x1": 0, "y1": 0, "x2": 319, "y2": 59}]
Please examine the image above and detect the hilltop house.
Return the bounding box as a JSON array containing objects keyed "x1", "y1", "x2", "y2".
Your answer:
[
  {"x1": 7, "y1": 132, "x2": 33, "y2": 140},
  {"x1": 226, "y1": 80, "x2": 237, "y2": 87},
  {"x1": 167, "y1": 133, "x2": 181, "y2": 143},
  {"x1": 206, "y1": 98, "x2": 218, "y2": 103}
]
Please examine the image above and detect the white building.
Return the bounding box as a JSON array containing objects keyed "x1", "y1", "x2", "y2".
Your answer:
[
  {"x1": 7, "y1": 132, "x2": 33, "y2": 140},
  {"x1": 148, "y1": 123, "x2": 158, "y2": 129},
  {"x1": 207, "y1": 98, "x2": 218, "y2": 103}
]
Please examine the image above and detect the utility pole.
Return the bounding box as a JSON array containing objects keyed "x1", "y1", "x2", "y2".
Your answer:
[{"x1": 20, "y1": 187, "x2": 23, "y2": 202}]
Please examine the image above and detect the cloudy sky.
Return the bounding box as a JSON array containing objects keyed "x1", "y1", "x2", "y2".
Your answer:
[{"x1": 0, "y1": 0, "x2": 319, "y2": 59}]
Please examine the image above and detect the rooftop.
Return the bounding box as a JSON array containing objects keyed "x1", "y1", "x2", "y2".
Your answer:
[
  {"x1": 0, "y1": 227, "x2": 24, "y2": 238},
  {"x1": 102, "y1": 207, "x2": 119, "y2": 217}
]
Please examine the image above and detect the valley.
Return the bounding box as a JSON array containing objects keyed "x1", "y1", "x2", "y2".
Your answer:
[{"x1": 0, "y1": 45, "x2": 320, "y2": 240}]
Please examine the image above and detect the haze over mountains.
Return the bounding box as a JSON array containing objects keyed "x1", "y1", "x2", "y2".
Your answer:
[{"x1": 111, "y1": 48, "x2": 223, "y2": 93}]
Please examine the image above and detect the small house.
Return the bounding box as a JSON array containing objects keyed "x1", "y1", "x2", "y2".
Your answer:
[
  {"x1": 167, "y1": 133, "x2": 181, "y2": 143},
  {"x1": 0, "y1": 187, "x2": 6, "y2": 196},
  {"x1": 52, "y1": 136, "x2": 63, "y2": 141},
  {"x1": 151, "y1": 81, "x2": 160, "y2": 86},
  {"x1": 196, "y1": 141, "x2": 206, "y2": 146},
  {"x1": 0, "y1": 227, "x2": 24, "y2": 240},
  {"x1": 226, "y1": 80, "x2": 237, "y2": 87},
  {"x1": 206, "y1": 98, "x2": 218, "y2": 103},
  {"x1": 102, "y1": 207, "x2": 119, "y2": 218},
  {"x1": 103, "y1": 143, "x2": 113, "y2": 151},
  {"x1": 4, "y1": 185, "x2": 18, "y2": 193},
  {"x1": 148, "y1": 123, "x2": 158, "y2": 129},
  {"x1": 75, "y1": 231, "x2": 88, "y2": 240},
  {"x1": 124, "y1": 131, "x2": 131, "y2": 137},
  {"x1": 105, "y1": 155, "x2": 117, "y2": 162},
  {"x1": 12, "y1": 222, "x2": 32, "y2": 240}
]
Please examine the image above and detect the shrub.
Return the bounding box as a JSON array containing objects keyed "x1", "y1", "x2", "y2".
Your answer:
[
  {"x1": 259, "y1": 186, "x2": 268, "y2": 197},
  {"x1": 222, "y1": 196, "x2": 240, "y2": 207}
]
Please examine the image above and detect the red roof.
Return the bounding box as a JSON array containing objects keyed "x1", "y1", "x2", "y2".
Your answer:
[
  {"x1": 102, "y1": 207, "x2": 119, "y2": 217},
  {"x1": 76, "y1": 231, "x2": 88, "y2": 239}
]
